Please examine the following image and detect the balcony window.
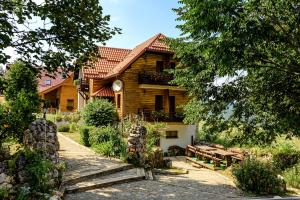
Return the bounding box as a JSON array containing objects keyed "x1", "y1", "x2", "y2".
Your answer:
[
  {"x1": 155, "y1": 95, "x2": 163, "y2": 111},
  {"x1": 156, "y1": 61, "x2": 164, "y2": 73},
  {"x1": 169, "y1": 96, "x2": 175, "y2": 113}
]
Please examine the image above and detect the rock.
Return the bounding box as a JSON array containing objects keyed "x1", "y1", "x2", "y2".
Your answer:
[
  {"x1": 23, "y1": 119, "x2": 59, "y2": 164},
  {"x1": 0, "y1": 173, "x2": 6, "y2": 184},
  {"x1": 49, "y1": 195, "x2": 61, "y2": 200}
]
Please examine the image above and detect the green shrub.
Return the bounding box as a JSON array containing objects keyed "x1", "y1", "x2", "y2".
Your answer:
[
  {"x1": 70, "y1": 122, "x2": 79, "y2": 133},
  {"x1": 81, "y1": 99, "x2": 117, "y2": 127},
  {"x1": 79, "y1": 126, "x2": 92, "y2": 147},
  {"x1": 232, "y1": 158, "x2": 285, "y2": 195},
  {"x1": 56, "y1": 114, "x2": 63, "y2": 122},
  {"x1": 58, "y1": 125, "x2": 70, "y2": 132},
  {"x1": 63, "y1": 114, "x2": 72, "y2": 122},
  {"x1": 93, "y1": 141, "x2": 114, "y2": 156},
  {"x1": 90, "y1": 125, "x2": 126, "y2": 157},
  {"x1": 283, "y1": 163, "x2": 300, "y2": 189},
  {"x1": 24, "y1": 150, "x2": 55, "y2": 193},
  {"x1": 272, "y1": 142, "x2": 300, "y2": 170},
  {"x1": 70, "y1": 112, "x2": 81, "y2": 123}
]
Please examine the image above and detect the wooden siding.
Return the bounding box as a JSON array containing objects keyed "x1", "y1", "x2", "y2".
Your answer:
[{"x1": 120, "y1": 52, "x2": 186, "y2": 117}]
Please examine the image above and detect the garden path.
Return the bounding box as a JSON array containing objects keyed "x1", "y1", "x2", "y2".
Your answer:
[
  {"x1": 58, "y1": 133, "x2": 123, "y2": 173},
  {"x1": 58, "y1": 132, "x2": 243, "y2": 200}
]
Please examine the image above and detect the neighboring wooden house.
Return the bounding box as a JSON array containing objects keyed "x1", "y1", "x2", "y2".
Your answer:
[
  {"x1": 38, "y1": 71, "x2": 78, "y2": 113},
  {"x1": 78, "y1": 33, "x2": 196, "y2": 152}
]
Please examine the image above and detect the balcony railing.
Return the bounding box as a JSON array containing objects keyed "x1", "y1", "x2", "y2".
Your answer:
[
  {"x1": 77, "y1": 78, "x2": 89, "y2": 92},
  {"x1": 138, "y1": 71, "x2": 176, "y2": 86},
  {"x1": 138, "y1": 109, "x2": 184, "y2": 122}
]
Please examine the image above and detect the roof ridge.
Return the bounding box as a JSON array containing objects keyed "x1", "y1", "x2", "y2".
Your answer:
[
  {"x1": 99, "y1": 46, "x2": 132, "y2": 51},
  {"x1": 147, "y1": 33, "x2": 164, "y2": 49}
]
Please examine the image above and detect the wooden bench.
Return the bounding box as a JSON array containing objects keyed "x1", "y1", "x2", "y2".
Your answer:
[{"x1": 195, "y1": 149, "x2": 222, "y2": 167}]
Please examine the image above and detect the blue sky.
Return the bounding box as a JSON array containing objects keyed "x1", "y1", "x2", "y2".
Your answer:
[{"x1": 101, "y1": 0, "x2": 181, "y2": 49}]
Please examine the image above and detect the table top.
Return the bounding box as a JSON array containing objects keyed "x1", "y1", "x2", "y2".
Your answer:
[
  {"x1": 194, "y1": 145, "x2": 217, "y2": 151},
  {"x1": 212, "y1": 149, "x2": 237, "y2": 156}
]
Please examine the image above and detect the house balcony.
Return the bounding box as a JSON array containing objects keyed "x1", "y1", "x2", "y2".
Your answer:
[
  {"x1": 138, "y1": 71, "x2": 175, "y2": 86},
  {"x1": 138, "y1": 109, "x2": 184, "y2": 122},
  {"x1": 77, "y1": 78, "x2": 89, "y2": 92},
  {"x1": 138, "y1": 71, "x2": 185, "y2": 91}
]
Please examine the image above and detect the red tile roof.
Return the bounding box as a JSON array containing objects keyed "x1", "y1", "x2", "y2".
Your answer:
[
  {"x1": 38, "y1": 70, "x2": 72, "y2": 93},
  {"x1": 106, "y1": 33, "x2": 171, "y2": 78},
  {"x1": 83, "y1": 47, "x2": 131, "y2": 79},
  {"x1": 91, "y1": 87, "x2": 114, "y2": 97},
  {"x1": 82, "y1": 33, "x2": 172, "y2": 79}
]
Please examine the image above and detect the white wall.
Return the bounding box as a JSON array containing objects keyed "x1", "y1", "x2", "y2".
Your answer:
[{"x1": 160, "y1": 124, "x2": 196, "y2": 152}]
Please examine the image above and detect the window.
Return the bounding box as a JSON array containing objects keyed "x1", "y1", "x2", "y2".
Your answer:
[
  {"x1": 117, "y1": 94, "x2": 121, "y2": 109},
  {"x1": 155, "y1": 95, "x2": 163, "y2": 111},
  {"x1": 169, "y1": 96, "x2": 175, "y2": 114},
  {"x1": 166, "y1": 131, "x2": 178, "y2": 139},
  {"x1": 45, "y1": 80, "x2": 51, "y2": 86},
  {"x1": 66, "y1": 99, "x2": 74, "y2": 111},
  {"x1": 156, "y1": 61, "x2": 164, "y2": 73}
]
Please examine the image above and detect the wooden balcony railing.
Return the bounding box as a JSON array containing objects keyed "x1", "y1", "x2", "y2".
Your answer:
[
  {"x1": 138, "y1": 109, "x2": 184, "y2": 122},
  {"x1": 138, "y1": 71, "x2": 176, "y2": 86}
]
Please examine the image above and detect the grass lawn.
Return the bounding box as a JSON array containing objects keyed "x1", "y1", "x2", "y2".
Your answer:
[{"x1": 60, "y1": 131, "x2": 81, "y2": 144}]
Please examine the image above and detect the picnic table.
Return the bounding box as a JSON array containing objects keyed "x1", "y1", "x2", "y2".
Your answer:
[{"x1": 211, "y1": 149, "x2": 237, "y2": 167}]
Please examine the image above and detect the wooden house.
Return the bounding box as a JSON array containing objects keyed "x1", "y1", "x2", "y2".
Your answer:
[
  {"x1": 78, "y1": 33, "x2": 196, "y2": 152},
  {"x1": 38, "y1": 71, "x2": 78, "y2": 113}
]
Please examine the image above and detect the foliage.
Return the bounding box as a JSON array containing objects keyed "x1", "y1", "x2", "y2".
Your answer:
[
  {"x1": 55, "y1": 113, "x2": 63, "y2": 122},
  {"x1": 57, "y1": 125, "x2": 70, "y2": 132},
  {"x1": 144, "y1": 122, "x2": 165, "y2": 155},
  {"x1": 272, "y1": 142, "x2": 300, "y2": 170},
  {"x1": 70, "y1": 112, "x2": 81, "y2": 123},
  {"x1": 0, "y1": 188, "x2": 9, "y2": 199},
  {"x1": 283, "y1": 163, "x2": 300, "y2": 189},
  {"x1": 81, "y1": 99, "x2": 117, "y2": 127},
  {"x1": 0, "y1": 0, "x2": 120, "y2": 72},
  {"x1": 23, "y1": 150, "x2": 56, "y2": 193},
  {"x1": 79, "y1": 126, "x2": 92, "y2": 147},
  {"x1": 70, "y1": 122, "x2": 79, "y2": 133},
  {"x1": 232, "y1": 158, "x2": 285, "y2": 195},
  {"x1": 1, "y1": 62, "x2": 40, "y2": 142},
  {"x1": 90, "y1": 125, "x2": 126, "y2": 158},
  {"x1": 169, "y1": 0, "x2": 300, "y2": 144},
  {"x1": 7, "y1": 148, "x2": 60, "y2": 198}
]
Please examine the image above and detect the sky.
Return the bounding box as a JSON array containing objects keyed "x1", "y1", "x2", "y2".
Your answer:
[{"x1": 101, "y1": 0, "x2": 181, "y2": 49}]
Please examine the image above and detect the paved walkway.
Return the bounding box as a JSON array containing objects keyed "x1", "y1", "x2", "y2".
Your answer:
[
  {"x1": 58, "y1": 134, "x2": 243, "y2": 200},
  {"x1": 58, "y1": 133, "x2": 123, "y2": 174}
]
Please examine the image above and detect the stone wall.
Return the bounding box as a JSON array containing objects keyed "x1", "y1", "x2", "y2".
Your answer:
[{"x1": 23, "y1": 119, "x2": 60, "y2": 163}]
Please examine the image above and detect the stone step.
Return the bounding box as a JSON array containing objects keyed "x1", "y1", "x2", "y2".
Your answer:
[
  {"x1": 65, "y1": 168, "x2": 145, "y2": 194},
  {"x1": 63, "y1": 163, "x2": 134, "y2": 185}
]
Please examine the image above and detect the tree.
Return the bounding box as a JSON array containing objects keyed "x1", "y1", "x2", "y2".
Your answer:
[
  {"x1": 4, "y1": 61, "x2": 40, "y2": 141},
  {"x1": 0, "y1": 0, "x2": 120, "y2": 72},
  {"x1": 169, "y1": 0, "x2": 300, "y2": 144}
]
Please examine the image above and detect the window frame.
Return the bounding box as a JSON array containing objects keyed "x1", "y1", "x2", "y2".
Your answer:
[{"x1": 165, "y1": 131, "x2": 178, "y2": 139}]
